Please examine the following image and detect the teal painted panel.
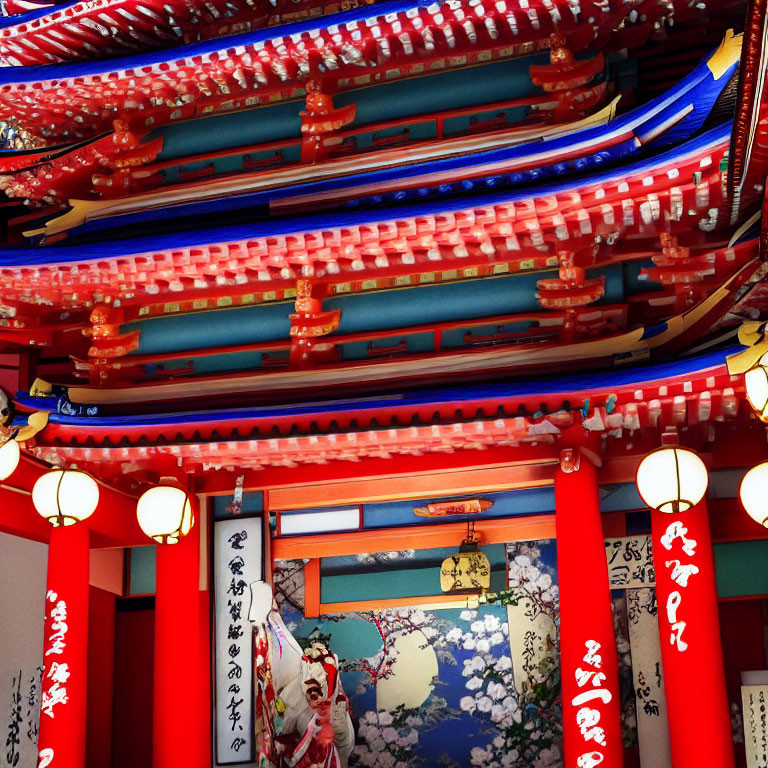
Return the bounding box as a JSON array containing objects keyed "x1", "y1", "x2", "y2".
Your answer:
[
  {"x1": 714, "y1": 541, "x2": 768, "y2": 598},
  {"x1": 161, "y1": 145, "x2": 302, "y2": 184},
  {"x1": 122, "y1": 259, "x2": 662, "y2": 356},
  {"x1": 318, "y1": 614, "x2": 383, "y2": 658},
  {"x1": 322, "y1": 566, "x2": 439, "y2": 602},
  {"x1": 441, "y1": 320, "x2": 536, "y2": 350},
  {"x1": 125, "y1": 300, "x2": 293, "y2": 355},
  {"x1": 213, "y1": 492, "x2": 264, "y2": 520},
  {"x1": 362, "y1": 491, "x2": 557, "y2": 528},
  {"x1": 322, "y1": 543, "x2": 507, "y2": 574},
  {"x1": 321, "y1": 563, "x2": 506, "y2": 602},
  {"x1": 153, "y1": 56, "x2": 548, "y2": 162},
  {"x1": 352, "y1": 121, "x2": 437, "y2": 151},
  {"x1": 129, "y1": 546, "x2": 156, "y2": 595},
  {"x1": 154, "y1": 100, "x2": 303, "y2": 161},
  {"x1": 327, "y1": 266, "x2": 625, "y2": 336},
  {"x1": 335, "y1": 56, "x2": 546, "y2": 125},
  {"x1": 625, "y1": 260, "x2": 664, "y2": 295},
  {"x1": 442, "y1": 106, "x2": 528, "y2": 137},
  {"x1": 339, "y1": 332, "x2": 434, "y2": 361},
  {"x1": 338, "y1": 340, "x2": 369, "y2": 361}
]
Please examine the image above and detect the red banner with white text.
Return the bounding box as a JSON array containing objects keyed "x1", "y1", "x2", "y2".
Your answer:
[
  {"x1": 651, "y1": 501, "x2": 734, "y2": 768},
  {"x1": 37, "y1": 525, "x2": 89, "y2": 768},
  {"x1": 556, "y1": 457, "x2": 624, "y2": 768}
]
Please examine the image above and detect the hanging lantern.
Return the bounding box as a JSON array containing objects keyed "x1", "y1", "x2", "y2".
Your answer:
[
  {"x1": 636, "y1": 446, "x2": 708, "y2": 514},
  {"x1": 136, "y1": 485, "x2": 193, "y2": 544},
  {"x1": 440, "y1": 525, "x2": 491, "y2": 593},
  {"x1": 740, "y1": 462, "x2": 768, "y2": 527},
  {"x1": 726, "y1": 322, "x2": 768, "y2": 420},
  {"x1": 0, "y1": 438, "x2": 20, "y2": 481},
  {"x1": 744, "y1": 353, "x2": 768, "y2": 421},
  {"x1": 32, "y1": 469, "x2": 99, "y2": 526}
]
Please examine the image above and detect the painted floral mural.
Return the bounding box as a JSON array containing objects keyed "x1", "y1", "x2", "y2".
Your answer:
[{"x1": 273, "y1": 540, "x2": 565, "y2": 768}]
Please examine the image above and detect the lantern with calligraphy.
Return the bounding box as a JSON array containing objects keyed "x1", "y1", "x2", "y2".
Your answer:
[
  {"x1": 636, "y1": 446, "x2": 708, "y2": 514},
  {"x1": 32, "y1": 468, "x2": 99, "y2": 526},
  {"x1": 740, "y1": 462, "x2": 768, "y2": 527},
  {"x1": 440, "y1": 529, "x2": 491, "y2": 593},
  {"x1": 0, "y1": 437, "x2": 19, "y2": 481},
  {"x1": 137, "y1": 484, "x2": 193, "y2": 544}
]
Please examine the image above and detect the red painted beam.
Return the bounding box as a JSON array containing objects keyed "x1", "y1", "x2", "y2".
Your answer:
[
  {"x1": 2, "y1": 452, "x2": 144, "y2": 547},
  {"x1": 0, "y1": 487, "x2": 49, "y2": 542},
  {"x1": 196, "y1": 443, "x2": 560, "y2": 497}
]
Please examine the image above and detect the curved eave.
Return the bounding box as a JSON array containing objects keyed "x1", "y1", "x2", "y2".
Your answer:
[
  {"x1": 16, "y1": 38, "x2": 740, "y2": 231},
  {"x1": 24, "y1": 355, "x2": 750, "y2": 474},
  {"x1": 20, "y1": 347, "x2": 743, "y2": 444},
  {"x1": 0, "y1": 0, "x2": 653, "y2": 141},
  {"x1": 0, "y1": 0, "x2": 357, "y2": 65},
  {"x1": 0, "y1": 124, "x2": 732, "y2": 320}
]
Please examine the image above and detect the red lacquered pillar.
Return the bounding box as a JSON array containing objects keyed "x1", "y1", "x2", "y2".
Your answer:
[
  {"x1": 37, "y1": 525, "x2": 90, "y2": 768},
  {"x1": 153, "y1": 513, "x2": 208, "y2": 768},
  {"x1": 556, "y1": 450, "x2": 624, "y2": 768},
  {"x1": 651, "y1": 500, "x2": 734, "y2": 768}
]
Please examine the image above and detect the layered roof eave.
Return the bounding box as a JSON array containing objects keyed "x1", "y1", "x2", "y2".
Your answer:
[
  {"x1": 0, "y1": 123, "x2": 733, "y2": 322},
  {"x1": 0, "y1": 0, "x2": 684, "y2": 141},
  {"x1": 19, "y1": 347, "x2": 749, "y2": 476}
]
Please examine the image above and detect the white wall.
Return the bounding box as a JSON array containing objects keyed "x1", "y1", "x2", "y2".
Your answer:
[{"x1": 0, "y1": 532, "x2": 47, "y2": 768}]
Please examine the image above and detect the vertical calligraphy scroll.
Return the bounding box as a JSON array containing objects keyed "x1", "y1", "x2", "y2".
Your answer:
[
  {"x1": 650, "y1": 501, "x2": 734, "y2": 768},
  {"x1": 626, "y1": 588, "x2": 672, "y2": 768},
  {"x1": 604, "y1": 535, "x2": 671, "y2": 768},
  {"x1": 741, "y1": 683, "x2": 768, "y2": 768},
  {"x1": 213, "y1": 517, "x2": 263, "y2": 765},
  {"x1": 505, "y1": 541, "x2": 558, "y2": 694},
  {"x1": 0, "y1": 532, "x2": 46, "y2": 768},
  {"x1": 605, "y1": 536, "x2": 655, "y2": 589},
  {"x1": 555, "y1": 456, "x2": 623, "y2": 768}
]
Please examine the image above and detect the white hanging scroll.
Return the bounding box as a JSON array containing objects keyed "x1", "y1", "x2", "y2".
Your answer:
[
  {"x1": 742, "y1": 682, "x2": 768, "y2": 767},
  {"x1": 0, "y1": 532, "x2": 46, "y2": 768},
  {"x1": 605, "y1": 535, "x2": 655, "y2": 589},
  {"x1": 214, "y1": 517, "x2": 263, "y2": 765},
  {"x1": 505, "y1": 543, "x2": 558, "y2": 693},
  {"x1": 626, "y1": 588, "x2": 672, "y2": 768},
  {"x1": 506, "y1": 603, "x2": 557, "y2": 692},
  {"x1": 605, "y1": 536, "x2": 671, "y2": 768}
]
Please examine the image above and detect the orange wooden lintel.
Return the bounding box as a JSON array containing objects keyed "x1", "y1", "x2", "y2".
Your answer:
[
  {"x1": 268, "y1": 461, "x2": 558, "y2": 511},
  {"x1": 272, "y1": 514, "x2": 556, "y2": 560},
  {"x1": 304, "y1": 558, "x2": 321, "y2": 618},
  {"x1": 321, "y1": 593, "x2": 478, "y2": 613}
]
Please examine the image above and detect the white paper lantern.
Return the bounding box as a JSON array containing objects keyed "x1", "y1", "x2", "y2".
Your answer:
[
  {"x1": 32, "y1": 469, "x2": 99, "y2": 526},
  {"x1": 740, "y1": 462, "x2": 768, "y2": 527},
  {"x1": 0, "y1": 439, "x2": 20, "y2": 481},
  {"x1": 136, "y1": 485, "x2": 193, "y2": 544},
  {"x1": 745, "y1": 353, "x2": 768, "y2": 421},
  {"x1": 636, "y1": 446, "x2": 708, "y2": 514}
]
